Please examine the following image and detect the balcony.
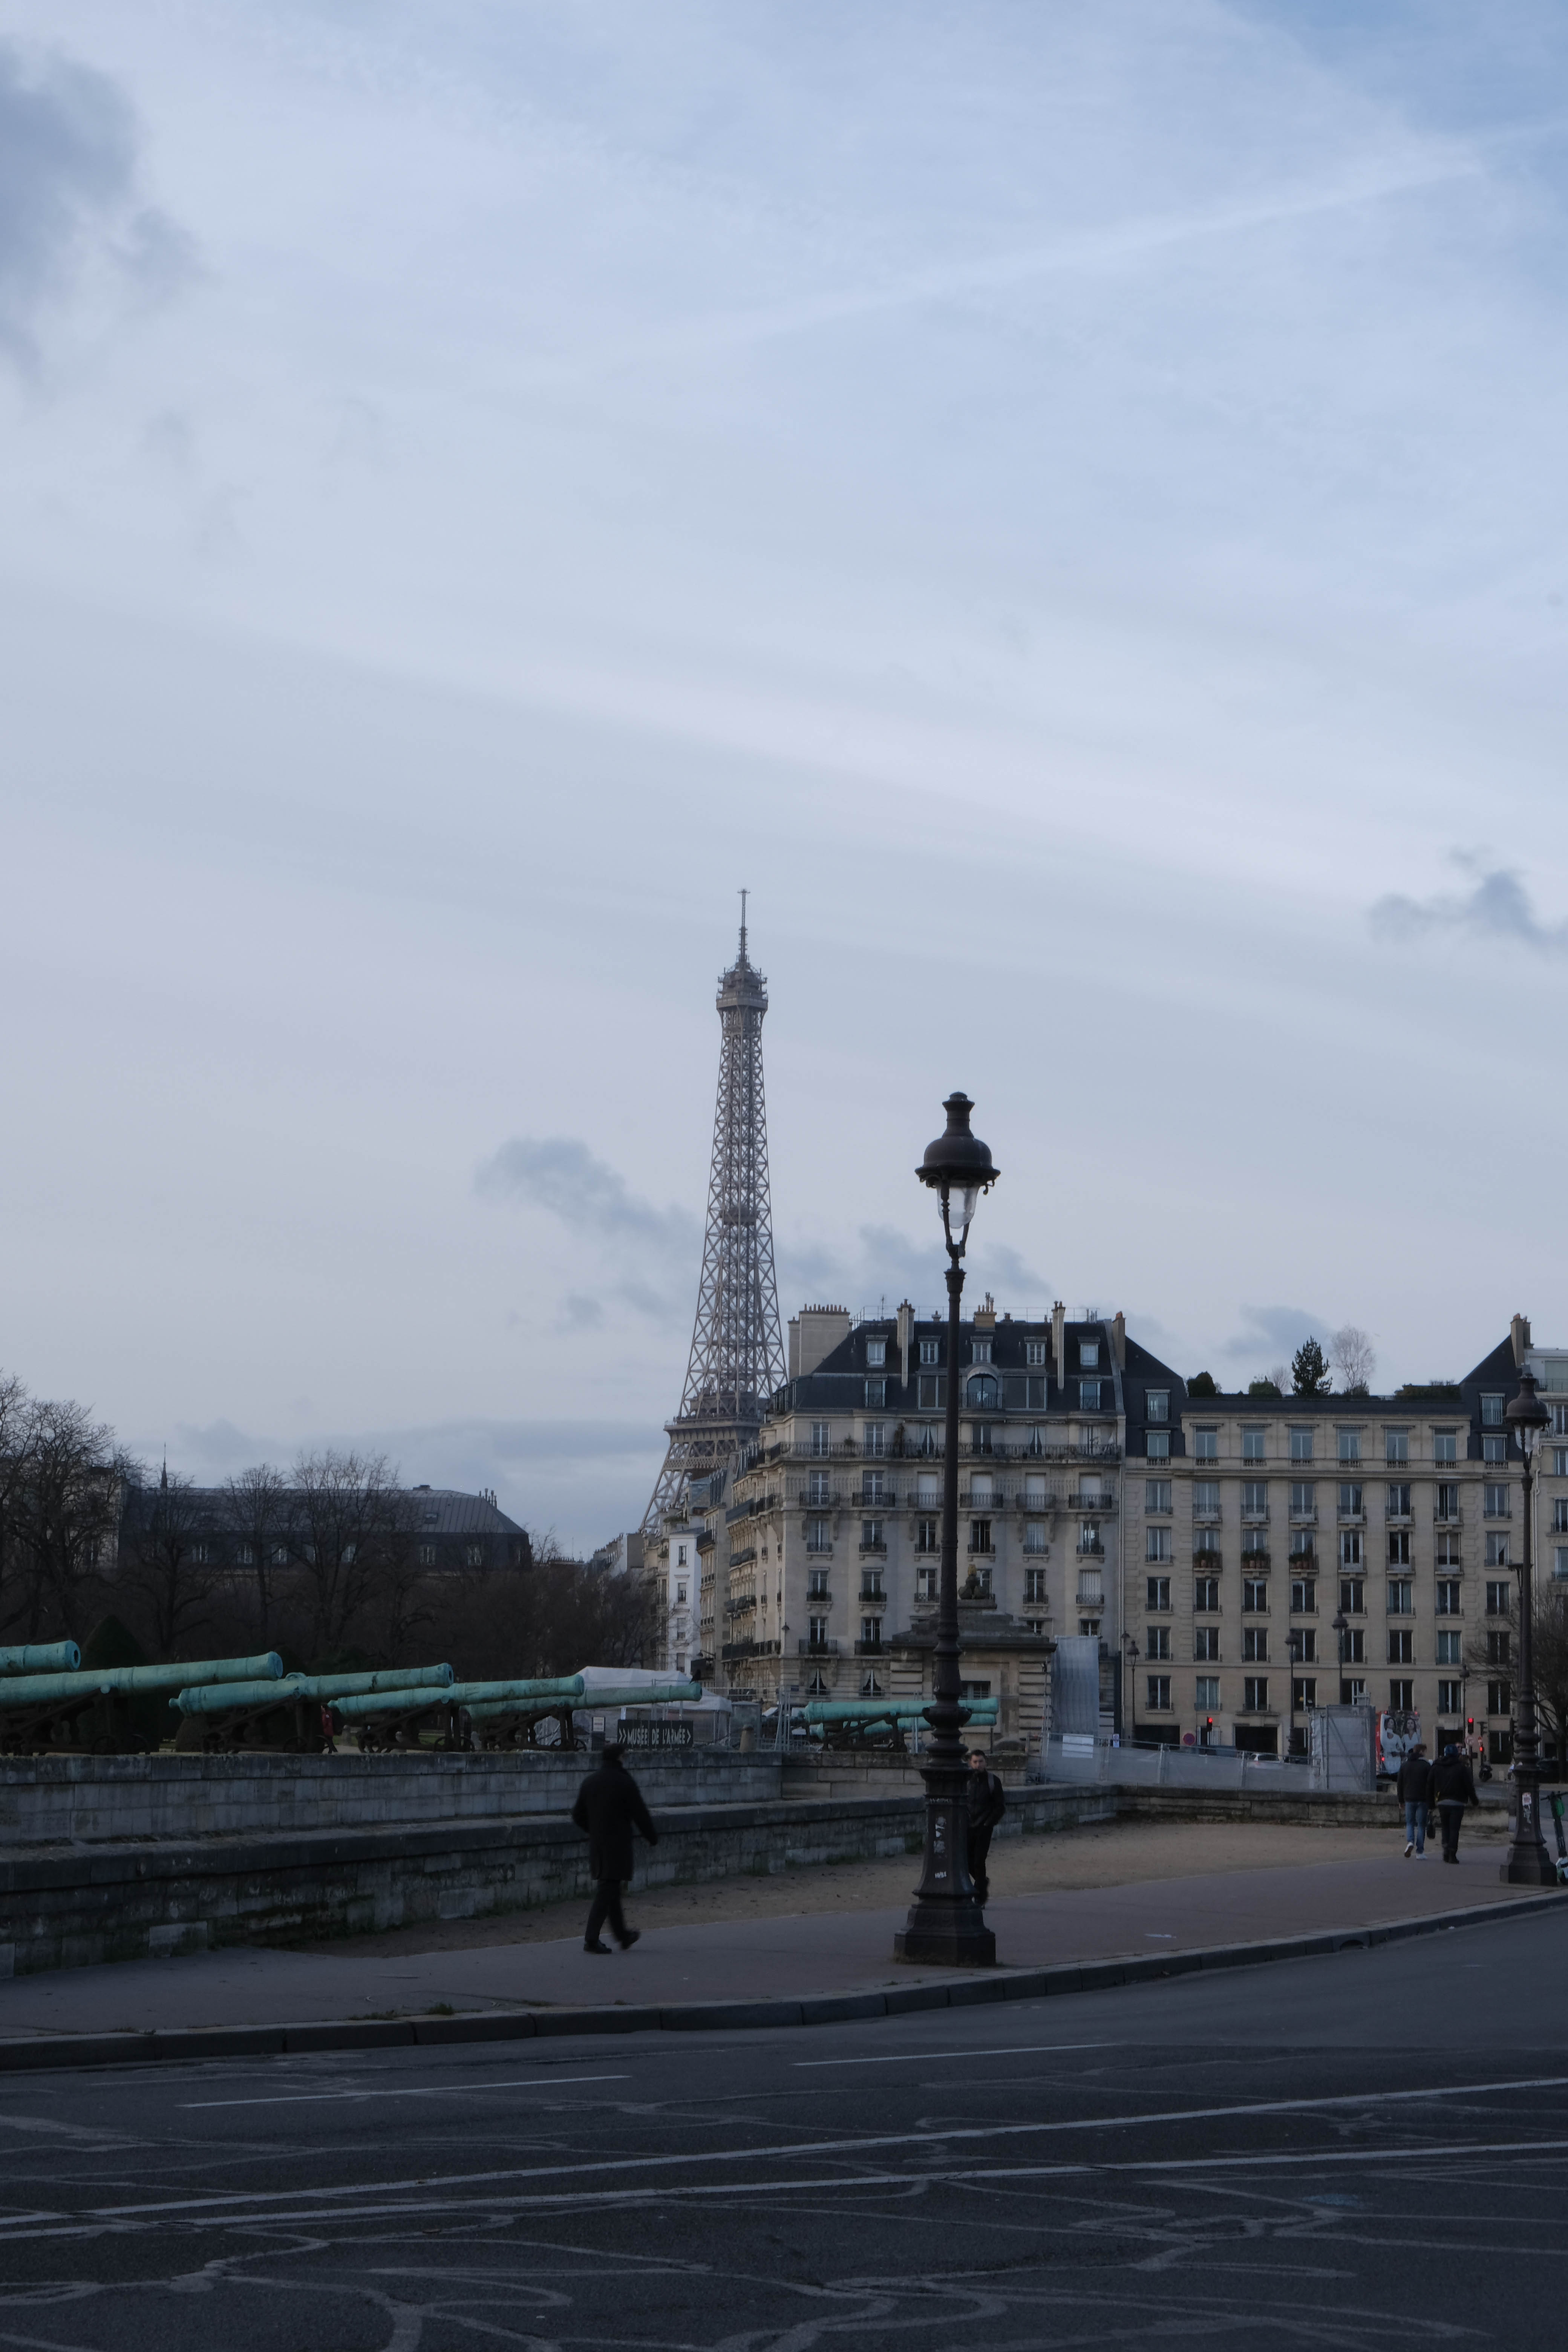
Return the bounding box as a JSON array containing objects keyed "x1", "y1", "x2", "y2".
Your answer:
[
  {"x1": 798, "y1": 1637, "x2": 841, "y2": 1656},
  {"x1": 804, "y1": 1540, "x2": 833, "y2": 1559},
  {"x1": 1076, "y1": 1539, "x2": 1105, "y2": 1559},
  {"x1": 1289, "y1": 1506, "x2": 1318, "y2": 1526},
  {"x1": 1068, "y1": 1492, "x2": 1116, "y2": 1514},
  {"x1": 960, "y1": 1485, "x2": 1005, "y2": 1508},
  {"x1": 1241, "y1": 1506, "x2": 1269, "y2": 1526},
  {"x1": 854, "y1": 1638, "x2": 886, "y2": 1657},
  {"x1": 1193, "y1": 1509, "x2": 1221, "y2": 1528},
  {"x1": 859, "y1": 1582, "x2": 887, "y2": 1603},
  {"x1": 724, "y1": 1596, "x2": 756, "y2": 1619},
  {"x1": 790, "y1": 1484, "x2": 844, "y2": 1508},
  {"x1": 1076, "y1": 1580, "x2": 1104, "y2": 1606},
  {"x1": 858, "y1": 1487, "x2": 896, "y2": 1509}
]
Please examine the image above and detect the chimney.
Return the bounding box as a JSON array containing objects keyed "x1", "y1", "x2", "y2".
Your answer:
[
  {"x1": 897, "y1": 1299, "x2": 915, "y2": 1390},
  {"x1": 974, "y1": 1292, "x2": 997, "y2": 1329},
  {"x1": 1111, "y1": 1310, "x2": 1126, "y2": 1369},
  {"x1": 1511, "y1": 1312, "x2": 1532, "y2": 1369},
  {"x1": 1052, "y1": 1300, "x2": 1066, "y2": 1378},
  {"x1": 793, "y1": 1305, "x2": 853, "y2": 1378}
]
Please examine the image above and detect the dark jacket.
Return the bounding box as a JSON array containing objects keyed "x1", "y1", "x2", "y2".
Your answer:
[
  {"x1": 571, "y1": 1756, "x2": 657, "y2": 1882},
  {"x1": 966, "y1": 1768, "x2": 1007, "y2": 1834},
  {"x1": 1396, "y1": 1753, "x2": 1434, "y2": 1804},
  {"x1": 1431, "y1": 1754, "x2": 1478, "y2": 1807}
]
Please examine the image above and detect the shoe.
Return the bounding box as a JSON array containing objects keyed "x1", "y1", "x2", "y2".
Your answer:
[
  {"x1": 1404, "y1": 1841, "x2": 1413, "y2": 1857},
  {"x1": 617, "y1": 1929, "x2": 641, "y2": 1950},
  {"x1": 583, "y1": 1940, "x2": 612, "y2": 1954}
]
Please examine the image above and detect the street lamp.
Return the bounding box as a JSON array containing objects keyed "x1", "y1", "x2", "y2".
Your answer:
[
  {"x1": 1331, "y1": 1605, "x2": 1348, "y2": 1702},
  {"x1": 1286, "y1": 1628, "x2": 1302, "y2": 1759},
  {"x1": 894, "y1": 1091, "x2": 1000, "y2": 1967},
  {"x1": 1122, "y1": 1634, "x2": 1139, "y2": 1744},
  {"x1": 1502, "y1": 1369, "x2": 1555, "y2": 1884}
]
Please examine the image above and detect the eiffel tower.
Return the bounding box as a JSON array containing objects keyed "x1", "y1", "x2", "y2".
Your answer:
[{"x1": 643, "y1": 898, "x2": 786, "y2": 1532}]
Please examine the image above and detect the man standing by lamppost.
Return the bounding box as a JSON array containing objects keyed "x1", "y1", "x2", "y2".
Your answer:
[
  {"x1": 1502, "y1": 1369, "x2": 1555, "y2": 1884},
  {"x1": 895, "y1": 1092, "x2": 999, "y2": 1968}
]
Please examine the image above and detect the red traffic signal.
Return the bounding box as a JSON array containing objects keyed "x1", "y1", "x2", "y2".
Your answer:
[{"x1": 1467, "y1": 1717, "x2": 1475, "y2": 1732}]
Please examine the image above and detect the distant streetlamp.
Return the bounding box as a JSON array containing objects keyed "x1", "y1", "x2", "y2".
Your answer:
[
  {"x1": 1502, "y1": 1370, "x2": 1555, "y2": 1884},
  {"x1": 894, "y1": 1092, "x2": 999, "y2": 1967},
  {"x1": 1332, "y1": 1605, "x2": 1348, "y2": 1700},
  {"x1": 1122, "y1": 1633, "x2": 1139, "y2": 1744},
  {"x1": 1286, "y1": 1627, "x2": 1303, "y2": 1758}
]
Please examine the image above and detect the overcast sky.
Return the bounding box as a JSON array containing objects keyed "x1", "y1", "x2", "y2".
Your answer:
[{"x1": 3, "y1": 2, "x2": 1566, "y2": 1548}]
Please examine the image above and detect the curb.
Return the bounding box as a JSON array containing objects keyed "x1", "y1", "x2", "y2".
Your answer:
[{"x1": 0, "y1": 1889, "x2": 1562, "y2": 2074}]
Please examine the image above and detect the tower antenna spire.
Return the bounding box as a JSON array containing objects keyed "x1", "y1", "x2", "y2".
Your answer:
[{"x1": 642, "y1": 908, "x2": 784, "y2": 1535}]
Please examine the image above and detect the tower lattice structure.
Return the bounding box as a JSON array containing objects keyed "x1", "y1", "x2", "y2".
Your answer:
[{"x1": 643, "y1": 906, "x2": 786, "y2": 1533}]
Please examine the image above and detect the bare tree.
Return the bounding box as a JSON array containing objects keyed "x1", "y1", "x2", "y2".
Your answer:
[
  {"x1": 290, "y1": 1448, "x2": 404, "y2": 1660},
  {"x1": 0, "y1": 1373, "x2": 34, "y2": 1643},
  {"x1": 7, "y1": 1398, "x2": 128, "y2": 1641},
  {"x1": 1331, "y1": 1325, "x2": 1376, "y2": 1396},
  {"x1": 220, "y1": 1464, "x2": 291, "y2": 1648},
  {"x1": 118, "y1": 1468, "x2": 219, "y2": 1658}
]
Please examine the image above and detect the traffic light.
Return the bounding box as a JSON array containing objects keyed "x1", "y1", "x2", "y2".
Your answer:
[{"x1": 1467, "y1": 1717, "x2": 1475, "y2": 1735}]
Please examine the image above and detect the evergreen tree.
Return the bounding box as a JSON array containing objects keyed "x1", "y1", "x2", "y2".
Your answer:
[{"x1": 1292, "y1": 1337, "x2": 1331, "y2": 1396}]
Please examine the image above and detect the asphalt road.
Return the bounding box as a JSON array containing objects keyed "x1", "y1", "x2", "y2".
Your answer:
[{"x1": 3, "y1": 1905, "x2": 1566, "y2": 2350}]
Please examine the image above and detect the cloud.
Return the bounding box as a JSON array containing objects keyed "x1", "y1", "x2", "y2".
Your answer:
[
  {"x1": 0, "y1": 41, "x2": 194, "y2": 367},
  {"x1": 1370, "y1": 859, "x2": 1568, "y2": 955},
  {"x1": 556, "y1": 1290, "x2": 605, "y2": 1331},
  {"x1": 476, "y1": 1135, "x2": 697, "y2": 1257},
  {"x1": 1221, "y1": 1305, "x2": 1326, "y2": 1364},
  {"x1": 776, "y1": 1224, "x2": 1052, "y2": 1322}
]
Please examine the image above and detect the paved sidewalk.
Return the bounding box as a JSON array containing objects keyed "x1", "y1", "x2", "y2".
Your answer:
[{"x1": 0, "y1": 1845, "x2": 1549, "y2": 2043}]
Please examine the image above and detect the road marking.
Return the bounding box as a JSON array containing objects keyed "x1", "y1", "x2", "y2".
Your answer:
[
  {"x1": 11, "y1": 2068, "x2": 1562, "y2": 2230},
  {"x1": 181, "y1": 2073, "x2": 626, "y2": 2110},
  {"x1": 794, "y1": 2042, "x2": 1116, "y2": 2067}
]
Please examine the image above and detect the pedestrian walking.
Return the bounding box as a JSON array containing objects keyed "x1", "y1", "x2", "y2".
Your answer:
[
  {"x1": 571, "y1": 1742, "x2": 658, "y2": 1952},
  {"x1": 1397, "y1": 1743, "x2": 1433, "y2": 1856},
  {"x1": 1431, "y1": 1742, "x2": 1479, "y2": 1864},
  {"x1": 966, "y1": 1747, "x2": 1007, "y2": 1902}
]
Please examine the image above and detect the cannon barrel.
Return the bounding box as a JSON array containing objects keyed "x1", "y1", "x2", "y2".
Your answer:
[
  {"x1": 332, "y1": 1674, "x2": 586, "y2": 1720},
  {"x1": 171, "y1": 1662, "x2": 456, "y2": 1715},
  {"x1": 799, "y1": 1697, "x2": 998, "y2": 1724},
  {"x1": 0, "y1": 1642, "x2": 81, "y2": 1675},
  {"x1": 465, "y1": 1680, "x2": 701, "y2": 1721},
  {"x1": 0, "y1": 1653, "x2": 283, "y2": 1709}
]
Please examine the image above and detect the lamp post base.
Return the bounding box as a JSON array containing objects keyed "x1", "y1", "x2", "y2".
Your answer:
[
  {"x1": 895, "y1": 1755, "x2": 997, "y2": 1967},
  {"x1": 1502, "y1": 1781, "x2": 1558, "y2": 1884},
  {"x1": 894, "y1": 1913, "x2": 996, "y2": 1967}
]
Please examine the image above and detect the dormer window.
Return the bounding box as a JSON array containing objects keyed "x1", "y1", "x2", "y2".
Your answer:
[
  {"x1": 972, "y1": 1339, "x2": 993, "y2": 1365},
  {"x1": 866, "y1": 1338, "x2": 886, "y2": 1368},
  {"x1": 1026, "y1": 1340, "x2": 1047, "y2": 1367},
  {"x1": 1080, "y1": 1340, "x2": 1100, "y2": 1369},
  {"x1": 919, "y1": 1338, "x2": 939, "y2": 1366}
]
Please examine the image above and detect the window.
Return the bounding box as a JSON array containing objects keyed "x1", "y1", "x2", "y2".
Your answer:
[
  {"x1": 1241, "y1": 1626, "x2": 1267, "y2": 1663},
  {"x1": 1079, "y1": 1379, "x2": 1104, "y2": 1410},
  {"x1": 1436, "y1": 1629, "x2": 1462, "y2": 1667},
  {"x1": 811, "y1": 1422, "x2": 830, "y2": 1457},
  {"x1": 1147, "y1": 1389, "x2": 1170, "y2": 1424},
  {"x1": 1242, "y1": 1525, "x2": 1269, "y2": 1559},
  {"x1": 1195, "y1": 1481, "x2": 1221, "y2": 1517},
  {"x1": 1485, "y1": 1578, "x2": 1511, "y2": 1615},
  {"x1": 1436, "y1": 1531, "x2": 1461, "y2": 1566},
  {"x1": 1436, "y1": 1580, "x2": 1461, "y2": 1616},
  {"x1": 1485, "y1": 1531, "x2": 1511, "y2": 1567},
  {"x1": 1024, "y1": 1520, "x2": 1048, "y2": 1553},
  {"x1": 1554, "y1": 1499, "x2": 1568, "y2": 1535},
  {"x1": 1387, "y1": 1629, "x2": 1413, "y2": 1664},
  {"x1": 1147, "y1": 1431, "x2": 1170, "y2": 1460},
  {"x1": 1435, "y1": 1430, "x2": 1457, "y2": 1464},
  {"x1": 1293, "y1": 1628, "x2": 1318, "y2": 1664},
  {"x1": 1194, "y1": 1625, "x2": 1220, "y2": 1661},
  {"x1": 1146, "y1": 1624, "x2": 1171, "y2": 1661},
  {"x1": 1483, "y1": 1434, "x2": 1506, "y2": 1465},
  {"x1": 1289, "y1": 1529, "x2": 1316, "y2": 1560},
  {"x1": 1338, "y1": 1429, "x2": 1361, "y2": 1465},
  {"x1": 1242, "y1": 1677, "x2": 1269, "y2": 1712},
  {"x1": 863, "y1": 1423, "x2": 886, "y2": 1458},
  {"x1": 1343, "y1": 1675, "x2": 1367, "y2": 1704},
  {"x1": 1291, "y1": 1481, "x2": 1316, "y2": 1517},
  {"x1": 960, "y1": 1680, "x2": 993, "y2": 1704},
  {"x1": 967, "y1": 1374, "x2": 998, "y2": 1409},
  {"x1": 418, "y1": 1544, "x2": 436, "y2": 1566},
  {"x1": 1026, "y1": 1339, "x2": 1047, "y2": 1367},
  {"x1": 1339, "y1": 1483, "x2": 1363, "y2": 1517},
  {"x1": 807, "y1": 1468, "x2": 831, "y2": 1505},
  {"x1": 919, "y1": 1338, "x2": 939, "y2": 1367},
  {"x1": 971, "y1": 1338, "x2": 993, "y2": 1365},
  {"x1": 807, "y1": 1615, "x2": 829, "y2": 1648},
  {"x1": 1196, "y1": 1428, "x2": 1219, "y2": 1461},
  {"x1": 1386, "y1": 1429, "x2": 1409, "y2": 1464},
  {"x1": 1340, "y1": 1530, "x2": 1363, "y2": 1568},
  {"x1": 865, "y1": 1338, "x2": 886, "y2": 1368},
  {"x1": 675, "y1": 1582, "x2": 688, "y2": 1606},
  {"x1": 968, "y1": 1517, "x2": 994, "y2": 1553},
  {"x1": 1146, "y1": 1479, "x2": 1173, "y2": 1513},
  {"x1": 1438, "y1": 1679, "x2": 1462, "y2": 1713},
  {"x1": 1025, "y1": 1567, "x2": 1047, "y2": 1603},
  {"x1": 1386, "y1": 1483, "x2": 1411, "y2": 1517},
  {"x1": 1142, "y1": 1673, "x2": 1170, "y2": 1710},
  {"x1": 1147, "y1": 1526, "x2": 1172, "y2": 1563},
  {"x1": 1389, "y1": 1679, "x2": 1414, "y2": 1710},
  {"x1": 1242, "y1": 1481, "x2": 1268, "y2": 1516},
  {"x1": 1242, "y1": 1426, "x2": 1265, "y2": 1462},
  {"x1": 1344, "y1": 1628, "x2": 1365, "y2": 1664},
  {"x1": 861, "y1": 1519, "x2": 885, "y2": 1550},
  {"x1": 1436, "y1": 1482, "x2": 1460, "y2": 1522},
  {"x1": 1486, "y1": 1629, "x2": 1511, "y2": 1667},
  {"x1": 865, "y1": 1380, "x2": 886, "y2": 1409},
  {"x1": 1485, "y1": 1481, "x2": 1513, "y2": 1519},
  {"x1": 1557, "y1": 1546, "x2": 1568, "y2": 1582},
  {"x1": 1294, "y1": 1678, "x2": 1318, "y2": 1710},
  {"x1": 1291, "y1": 1428, "x2": 1314, "y2": 1464},
  {"x1": 677, "y1": 1543, "x2": 689, "y2": 1567},
  {"x1": 1388, "y1": 1530, "x2": 1410, "y2": 1566},
  {"x1": 860, "y1": 1616, "x2": 882, "y2": 1648},
  {"x1": 1194, "y1": 1576, "x2": 1220, "y2": 1612},
  {"x1": 916, "y1": 1517, "x2": 938, "y2": 1552},
  {"x1": 1387, "y1": 1578, "x2": 1412, "y2": 1615},
  {"x1": 1080, "y1": 1340, "x2": 1099, "y2": 1368},
  {"x1": 1291, "y1": 1577, "x2": 1317, "y2": 1615},
  {"x1": 1243, "y1": 1577, "x2": 1269, "y2": 1613},
  {"x1": 1487, "y1": 1679, "x2": 1511, "y2": 1714},
  {"x1": 807, "y1": 1568, "x2": 829, "y2": 1598},
  {"x1": 807, "y1": 1518, "x2": 831, "y2": 1553},
  {"x1": 1147, "y1": 1575, "x2": 1172, "y2": 1611},
  {"x1": 916, "y1": 1564, "x2": 937, "y2": 1601},
  {"x1": 1481, "y1": 1393, "x2": 1504, "y2": 1428},
  {"x1": 1557, "y1": 1407, "x2": 1568, "y2": 1439},
  {"x1": 1555, "y1": 1450, "x2": 1568, "y2": 1479},
  {"x1": 918, "y1": 1375, "x2": 943, "y2": 1410},
  {"x1": 1196, "y1": 1675, "x2": 1220, "y2": 1710},
  {"x1": 1340, "y1": 1577, "x2": 1364, "y2": 1614}
]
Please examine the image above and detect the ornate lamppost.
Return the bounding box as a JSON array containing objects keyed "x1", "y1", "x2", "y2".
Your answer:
[
  {"x1": 1122, "y1": 1633, "x2": 1139, "y2": 1745},
  {"x1": 894, "y1": 1092, "x2": 999, "y2": 1967},
  {"x1": 1502, "y1": 1369, "x2": 1555, "y2": 1884},
  {"x1": 1286, "y1": 1627, "x2": 1302, "y2": 1759}
]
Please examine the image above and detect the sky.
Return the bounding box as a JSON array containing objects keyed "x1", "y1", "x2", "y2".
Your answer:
[{"x1": 2, "y1": 1, "x2": 1567, "y2": 1549}]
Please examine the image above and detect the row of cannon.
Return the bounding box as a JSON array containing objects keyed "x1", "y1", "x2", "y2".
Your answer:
[
  {"x1": 790, "y1": 1695, "x2": 999, "y2": 1750},
  {"x1": 0, "y1": 1644, "x2": 700, "y2": 1754}
]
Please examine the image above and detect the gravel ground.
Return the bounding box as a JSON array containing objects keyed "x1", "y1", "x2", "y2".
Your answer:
[{"x1": 281, "y1": 1813, "x2": 1488, "y2": 1960}]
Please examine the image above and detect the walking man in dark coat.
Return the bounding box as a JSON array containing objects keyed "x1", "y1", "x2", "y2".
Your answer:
[
  {"x1": 572, "y1": 1743, "x2": 658, "y2": 1952},
  {"x1": 966, "y1": 1747, "x2": 1007, "y2": 1903},
  {"x1": 1397, "y1": 1742, "x2": 1433, "y2": 1857},
  {"x1": 1431, "y1": 1743, "x2": 1479, "y2": 1864}
]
